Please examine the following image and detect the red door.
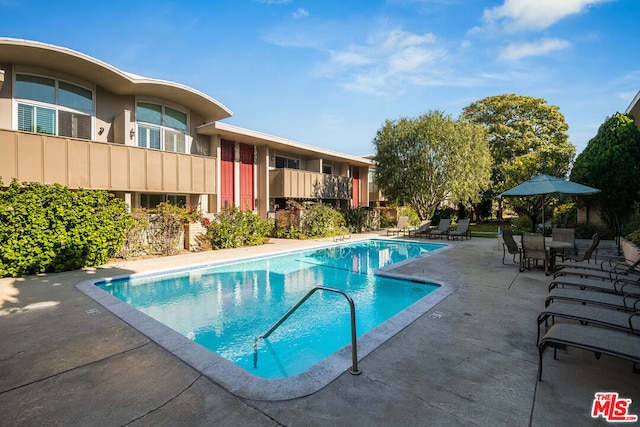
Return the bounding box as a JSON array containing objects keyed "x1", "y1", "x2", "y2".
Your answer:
[
  {"x1": 351, "y1": 166, "x2": 360, "y2": 208},
  {"x1": 239, "y1": 144, "x2": 254, "y2": 211},
  {"x1": 220, "y1": 140, "x2": 235, "y2": 209}
]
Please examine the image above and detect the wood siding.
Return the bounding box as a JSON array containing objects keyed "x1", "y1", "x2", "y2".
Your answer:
[
  {"x1": 0, "y1": 130, "x2": 216, "y2": 194},
  {"x1": 269, "y1": 169, "x2": 352, "y2": 199}
]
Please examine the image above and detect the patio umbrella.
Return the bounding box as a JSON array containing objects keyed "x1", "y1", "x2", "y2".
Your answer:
[{"x1": 498, "y1": 174, "x2": 601, "y2": 231}]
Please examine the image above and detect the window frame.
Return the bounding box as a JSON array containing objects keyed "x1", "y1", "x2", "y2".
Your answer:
[
  {"x1": 275, "y1": 155, "x2": 301, "y2": 170},
  {"x1": 139, "y1": 193, "x2": 187, "y2": 208},
  {"x1": 136, "y1": 101, "x2": 189, "y2": 153},
  {"x1": 13, "y1": 72, "x2": 95, "y2": 140}
]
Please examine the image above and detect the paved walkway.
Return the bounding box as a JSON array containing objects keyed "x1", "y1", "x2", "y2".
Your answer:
[{"x1": 0, "y1": 235, "x2": 638, "y2": 426}]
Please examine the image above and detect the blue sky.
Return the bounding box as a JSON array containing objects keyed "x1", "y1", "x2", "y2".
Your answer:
[{"x1": 2, "y1": 0, "x2": 638, "y2": 156}]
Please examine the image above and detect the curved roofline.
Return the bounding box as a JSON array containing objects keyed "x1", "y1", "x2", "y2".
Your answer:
[{"x1": 0, "y1": 38, "x2": 233, "y2": 122}]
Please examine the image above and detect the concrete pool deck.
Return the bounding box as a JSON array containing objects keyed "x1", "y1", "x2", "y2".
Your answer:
[{"x1": 1, "y1": 234, "x2": 639, "y2": 426}]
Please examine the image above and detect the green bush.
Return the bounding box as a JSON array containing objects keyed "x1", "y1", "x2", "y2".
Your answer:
[
  {"x1": 204, "y1": 206, "x2": 272, "y2": 249},
  {"x1": 342, "y1": 207, "x2": 371, "y2": 233},
  {"x1": 0, "y1": 180, "x2": 132, "y2": 277},
  {"x1": 552, "y1": 203, "x2": 577, "y2": 228},
  {"x1": 301, "y1": 202, "x2": 344, "y2": 237},
  {"x1": 398, "y1": 205, "x2": 420, "y2": 226}
]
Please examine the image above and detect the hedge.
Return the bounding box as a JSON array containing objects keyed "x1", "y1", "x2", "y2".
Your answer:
[{"x1": 0, "y1": 180, "x2": 132, "y2": 277}]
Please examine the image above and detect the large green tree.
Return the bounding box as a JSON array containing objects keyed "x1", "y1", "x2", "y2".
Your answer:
[
  {"x1": 460, "y1": 94, "x2": 575, "y2": 224},
  {"x1": 373, "y1": 110, "x2": 492, "y2": 220},
  {"x1": 570, "y1": 112, "x2": 640, "y2": 229}
]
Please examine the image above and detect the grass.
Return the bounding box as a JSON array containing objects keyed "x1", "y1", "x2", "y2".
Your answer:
[{"x1": 469, "y1": 221, "x2": 512, "y2": 238}]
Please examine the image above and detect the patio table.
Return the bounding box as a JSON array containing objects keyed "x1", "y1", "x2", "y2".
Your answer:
[{"x1": 546, "y1": 240, "x2": 574, "y2": 270}]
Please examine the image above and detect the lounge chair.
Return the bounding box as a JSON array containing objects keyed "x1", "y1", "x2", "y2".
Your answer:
[
  {"x1": 549, "y1": 275, "x2": 640, "y2": 295},
  {"x1": 428, "y1": 219, "x2": 450, "y2": 240},
  {"x1": 545, "y1": 288, "x2": 640, "y2": 312},
  {"x1": 537, "y1": 301, "x2": 640, "y2": 342},
  {"x1": 501, "y1": 228, "x2": 522, "y2": 266},
  {"x1": 386, "y1": 216, "x2": 409, "y2": 236},
  {"x1": 553, "y1": 258, "x2": 640, "y2": 282},
  {"x1": 520, "y1": 233, "x2": 551, "y2": 274},
  {"x1": 406, "y1": 220, "x2": 431, "y2": 238},
  {"x1": 538, "y1": 323, "x2": 640, "y2": 381},
  {"x1": 449, "y1": 219, "x2": 471, "y2": 240}
]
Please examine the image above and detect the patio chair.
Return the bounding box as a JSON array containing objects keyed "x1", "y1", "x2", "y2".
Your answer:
[
  {"x1": 554, "y1": 233, "x2": 600, "y2": 269},
  {"x1": 551, "y1": 228, "x2": 576, "y2": 258},
  {"x1": 537, "y1": 323, "x2": 640, "y2": 381},
  {"x1": 406, "y1": 220, "x2": 431, "y2": 238},
  {"x1": 449, "y1": 219, "x2": 471, "y2": 240},
  {"x1": 501, "y1": 228, "x2": 522, "y2": 266},
  {"x1": 520, "y1": 233, "x2": 551, "y2": 274},
  {"x1": 386, "y1": 216, "x2": 409, "y2": 236},
  {"x1": 428, "y1": 218, "x2": 450, "y2": 240},
  {"x1": 537, "y1": 301, "x2": 640, "y2": 343}
]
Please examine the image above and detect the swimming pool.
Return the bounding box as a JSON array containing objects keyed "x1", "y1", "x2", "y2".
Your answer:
[{"x1": 78, "y1": 238, "x2": 455, "y2": 400}]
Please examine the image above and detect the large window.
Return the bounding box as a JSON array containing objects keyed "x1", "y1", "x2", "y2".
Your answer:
[
  {"x1": 136, "y1": 102, "x2": 188, "y2": 153},
  {"x1": 140, "y1": 193, "x2": 187, "y2": 209},
  {"x1": 275, "y1": 156, "x2": 300, "y2": 169},
  {"x1": 15, "y1": 74, "x2": 94, "y2": 139}
]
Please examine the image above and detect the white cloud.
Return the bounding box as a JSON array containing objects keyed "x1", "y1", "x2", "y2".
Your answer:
[
  {"x1": 318, "y1": 29, "x2": 447, "y2": 95},
  {"x1": 498, "y1": 38, "x2": 571, "y2": 60},
  {"x1": 482, "y1": 0, "x2": 613, "y2": 32},
  {"x1": 293, "y1": 8, "x2": 309, "y2": 19}
]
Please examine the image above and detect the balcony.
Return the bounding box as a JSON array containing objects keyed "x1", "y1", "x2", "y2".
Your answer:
[
  {"x1": 269, "y1": 168, "x2": 352, "y2": 200},
  {"x1": 0, "y1": 129, "x2": 216, "y2": 194}
]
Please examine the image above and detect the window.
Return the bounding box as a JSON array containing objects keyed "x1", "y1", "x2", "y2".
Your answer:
[
  {"x1": 136, "y1": 102, "x2": 188, "y2": 153},
  {"x1": 322, "y1": 164, "x2": 333, "y2": 174},
  {"x1": 275, "y1": 156, "x2": 300, "y2": 169},
  {"x1": 140, "y1": 193, "x2": 187, "y2": 208},
  {"x1": 15, "y1": 74, "x2": 94, "y2": 139}
]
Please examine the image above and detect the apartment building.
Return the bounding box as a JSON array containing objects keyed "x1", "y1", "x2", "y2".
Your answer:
[{"x1": 0, "y1": 38, "x2": 371, "y2": 219}]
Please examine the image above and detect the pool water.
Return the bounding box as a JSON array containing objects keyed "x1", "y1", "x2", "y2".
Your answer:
[{"x1": 99, "y1": 239, "x2": 444, "y2": 379}]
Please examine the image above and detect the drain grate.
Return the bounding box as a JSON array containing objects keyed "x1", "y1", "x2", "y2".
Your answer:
[{"x1": 85, "y1": 308, "x2": 101, "y2": 316}]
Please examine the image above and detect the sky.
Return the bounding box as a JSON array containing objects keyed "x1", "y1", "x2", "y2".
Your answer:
[{"x1": 2, "y1": 0, "x2": 638, "y2": 157}]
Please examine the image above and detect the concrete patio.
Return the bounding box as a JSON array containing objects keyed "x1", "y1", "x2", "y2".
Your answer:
[{"x1": 1, "y1": 234, "x2": 638, "y2": 426}]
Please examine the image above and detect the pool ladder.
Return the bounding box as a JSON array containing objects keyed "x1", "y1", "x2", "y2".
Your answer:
[
  {"x1": 333, "y1": 226, "x2": 351, "y2": 242},
  {"x1": 253, "y1": 286, "x2": 361, "y2": 375}
]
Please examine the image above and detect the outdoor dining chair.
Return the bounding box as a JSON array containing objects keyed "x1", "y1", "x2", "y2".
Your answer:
[
  {"x1": 521, "y1": 233, "x2": 551, "y2": 274},
  {"x1": 501, "y1": 228, "x2": 522, "y2": 266}
]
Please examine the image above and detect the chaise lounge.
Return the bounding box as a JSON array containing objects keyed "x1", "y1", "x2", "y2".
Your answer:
[
  {"x1": 538, "y1": 323, "x2": 640, "y2": 381},
  {"x1": 449, "y1": 219, "x2": 471, "y2": 240},
  {"x1": 428, "y1": 218, "x2": 450, "y2": 240},
  {"x1": 537, "y1": 301, "x2": 640, "y2": 342},
  {"x1": 386, "y1": 216, "x2": 409, "y2": 236}
]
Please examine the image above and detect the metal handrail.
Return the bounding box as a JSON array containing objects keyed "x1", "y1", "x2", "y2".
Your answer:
[{"x1": 253, "y1": 286, "x2": 361, "y2": 375}]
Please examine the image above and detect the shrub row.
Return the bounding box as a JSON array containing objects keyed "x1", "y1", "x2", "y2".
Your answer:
[{"x1": 0, "y1": 180, "x2": 131, "y2": 277}]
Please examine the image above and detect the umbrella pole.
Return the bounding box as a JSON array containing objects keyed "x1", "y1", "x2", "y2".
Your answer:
[{"x1": 541, "y1": 194, "x2": 545, "y2": 235}]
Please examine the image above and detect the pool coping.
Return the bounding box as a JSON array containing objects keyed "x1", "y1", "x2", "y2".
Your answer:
[{"x1": 76, "y1": 239, "x2": 457, "y2": 401}]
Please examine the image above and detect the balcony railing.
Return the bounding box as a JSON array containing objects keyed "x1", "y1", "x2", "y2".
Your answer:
[
  {"x1": 269, "y1": 168, "x2": 352, "y2": 200},
  {"x1": 0, "y1": 129, "x2": 216, "y2": 194}
]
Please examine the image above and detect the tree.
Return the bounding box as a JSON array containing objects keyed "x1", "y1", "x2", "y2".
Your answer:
[
  {"x1": 460, "y1": 94, "x2": 575, "y2": 225},
  {"x1": 570, "y1": 112, "x2": 640, "y2": 229},
  {"x1": 373, "y1": 110, "x2": 492, "y2": 221}
]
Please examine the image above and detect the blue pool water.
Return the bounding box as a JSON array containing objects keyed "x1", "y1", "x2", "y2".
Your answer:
[{"x1": 99, "y1": 239, "x2": 444, "y2": 379}]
